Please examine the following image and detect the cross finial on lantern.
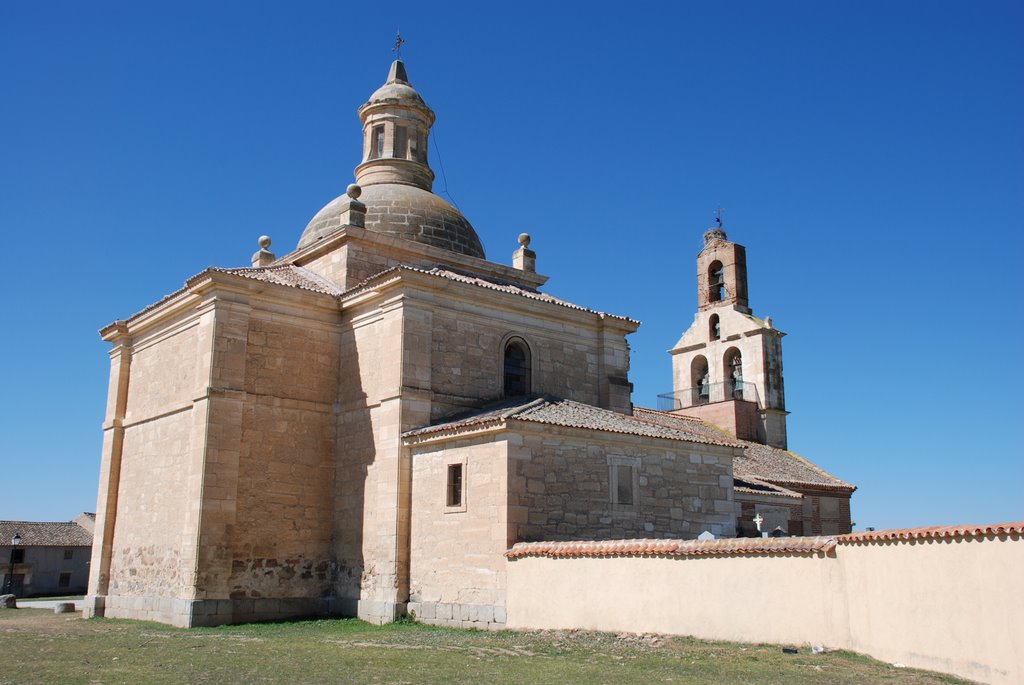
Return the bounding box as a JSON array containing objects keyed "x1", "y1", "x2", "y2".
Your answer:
[{"x1": 392, "y1": 30, "x2": 406, "y2": 60}]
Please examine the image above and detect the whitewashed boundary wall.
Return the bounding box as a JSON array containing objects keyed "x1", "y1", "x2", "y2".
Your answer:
[{"x1": 505, "y1": 524, "x2": 1024, "y2": 685}]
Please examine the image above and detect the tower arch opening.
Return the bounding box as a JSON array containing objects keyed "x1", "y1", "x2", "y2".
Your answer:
[
  {"x1": 724, "y1": 347, "x2": 743, "y2": 400},
  {"x1": 709, "y1": 314, "x2": 721, "y2": 341},
  {"x1": 690, "y1": 355, "x2": 710, "y2": 406},
  {"x1": 708, "y1": 261, "x2": 725, "y2": 303}
]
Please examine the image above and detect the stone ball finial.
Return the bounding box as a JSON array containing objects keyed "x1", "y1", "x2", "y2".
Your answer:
[
  {"x1": 517, "y1": 232, "x2": 531, "y2": 248},
  {"x1": 346, "y1": 183, "x2": 362, "y2": 200},
  {"x1": 258, "y1": 235, "x2": 272, "y2": 249}
]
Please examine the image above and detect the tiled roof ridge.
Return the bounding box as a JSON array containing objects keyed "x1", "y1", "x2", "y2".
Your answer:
[
  {"x1": 339, "y1": 264, "x2": 639, "y2": 324},
  {"x1": 733, "y1": 485, "x2": 801, "y2": 499},
  {"x1": 509, "y1": 398, "x2": 743, "y2": 448},
  {"x1": 628, "y1": 408, "x2": 746, "y2": 448},
  {"x1": 733, "y1": 475, "x2": 803, "y2": 498},
  {"x1": 633, "y1": 406, "x2": 855, "y2": 491},
  {"x1": 115, "y1": 263, "x2": 343, "y2": 327},
  {"x1": 208, "y1": 264, "x2": 344, "y2": 296},
  {"x1": 1, "y1": 519, "x2": 84, "y2": 526},
  {"x1": 403, "y1": 396, "x2": 546, "y2": 438},
  {"x1": 837, "y1": 521, "x2": 1023, "y2": 544},
  {"x1": 0, "y1": 519, "x2": 94, "y2": 546},
  {"x1": 633, "y1": 406, "x2": 703, "y2": 422},
  {"x1": 403, "y1": 397, "x2": 743, "y2": 447},
  {"x1": 506, "y1": 536, "x2": 837, "y2": 560},
  {"x1": 766, "y1": 448, "x2": 853, "y2": 490},
  {"x1": 755, "y1": 477, "x2": 855, "y2": 492}
]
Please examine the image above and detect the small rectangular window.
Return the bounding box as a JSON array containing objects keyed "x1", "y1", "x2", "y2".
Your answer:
[
  {"x1": 409, "y1": 132, "x2": 418, "y2": 160},
  {"x1": 11, "y1": 549, "x2": 24, "y2": 564},
  {"x1": 58, "y1": 572, "x2": 71, "y2": 588},
  {"x1": 64, "y1": 549, "x2": 74, "y2": 560},
  {"x1": 616, "y1": 464, "x2": 634, "y2": 505},
  {"x1": 447, "y1": 463, "x2": 463, "y2": 507},
  {"x1": 371, "y1": 125, "x2": 385, "y2": 159},
  {"x1": 608, "y1": 458, "x2": 639, "y2": 509},
  {"x1": 394, "y1": 126, "x2": 407, "y2": 159}
]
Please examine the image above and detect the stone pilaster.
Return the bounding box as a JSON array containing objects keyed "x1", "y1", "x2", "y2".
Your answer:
[
  {"x1": 191, "y1": 299, "x2": 251, "y2": 610},
  {"x1": 84, "y1": 329, "x2": 131, "y2": 619}
]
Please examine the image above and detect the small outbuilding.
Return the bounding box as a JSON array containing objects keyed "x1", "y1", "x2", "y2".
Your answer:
[{"x1": 0, "y1": 513, "x2": 94, "y2": 597}]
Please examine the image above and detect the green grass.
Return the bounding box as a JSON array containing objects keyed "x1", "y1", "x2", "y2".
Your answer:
[{"x1": 0, "y1": 608, "x2": 973, "y2": 685}]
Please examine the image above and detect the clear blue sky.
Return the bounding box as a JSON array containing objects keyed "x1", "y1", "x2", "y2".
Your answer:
[{"x1": 2, "y1": 1, "x2": 1021, "y2": 530}]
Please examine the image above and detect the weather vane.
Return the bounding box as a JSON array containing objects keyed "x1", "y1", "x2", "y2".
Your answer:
[
  {"x1": 392, "y1": 30, "x2": 405, "y2": 60},
  {"x1": 714, "y1": 205, "x2": 725, "y2": 228}
]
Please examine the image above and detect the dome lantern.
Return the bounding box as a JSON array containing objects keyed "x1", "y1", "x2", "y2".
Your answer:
[
  {"x1": 297, "y1": 60, "x2": 485, "y2": 258},
  {"x1": 354, "y1": 60, "x2": 436, "y2": 191}
]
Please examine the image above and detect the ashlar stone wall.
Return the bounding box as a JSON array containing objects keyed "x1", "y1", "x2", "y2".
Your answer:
[
  {"x1": 408, "y1": 435, "x2": 509, "y2": 629},
  {"x1": 507, "y1": 424, "x2": 738, "y2": 542},
  {"x1": 406, "y1": 424, "x2": 739, "y2": 630},
  {"x1": 221, "y1": 309, "x2": 340, "y2": 610},
  {"x1": 393, "y1": 282, "x2": 635, "y2": 420},
  {"x1": 94, "y1": 306, "x2": 216, "y2": 625},
  {"x1": 88, "y1": 278, "x2": 345, "y2": 627},
  {"x1": 332, "y1": 294, "x2": 410, "y2": 622}
]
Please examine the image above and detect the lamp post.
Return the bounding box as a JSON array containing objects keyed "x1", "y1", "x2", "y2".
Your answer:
[{"x1": 5, "y1": 534, "x2": 20, "y2": 596}]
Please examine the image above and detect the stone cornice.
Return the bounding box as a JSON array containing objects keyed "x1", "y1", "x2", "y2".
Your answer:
[
  {"x1": 284, "y1": 224, "x2": 549, "y2": 290},
  {"x1": 338, "y1": 265, "x2": 639, "y2": 333},
  {"x1": 103, "y1": 268, "x2": 341, "y2": 343}
]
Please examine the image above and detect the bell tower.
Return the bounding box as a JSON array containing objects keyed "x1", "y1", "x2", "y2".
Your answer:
[
  {"x1": 696, "y1": 222, "x2": 749, "y2": 313},
  {"x1": 664, "y1": 222, "x2": 789, "y2": 449}
]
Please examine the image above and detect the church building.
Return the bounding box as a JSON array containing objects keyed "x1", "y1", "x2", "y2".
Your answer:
[{"x1": 85, "y1": 59, "x2": 852, "y2": 629}]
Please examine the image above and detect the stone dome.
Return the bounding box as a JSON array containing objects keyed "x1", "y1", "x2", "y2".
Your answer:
[
  {"x1": 364, "y1": 80, "x2": 430, "y2": 110},
  {"x1": 297, "y1": 60, "x2": 485, "y2": 259},
  {"x1": 298, "y1": 183, "x2": 485, "y2": 259}
]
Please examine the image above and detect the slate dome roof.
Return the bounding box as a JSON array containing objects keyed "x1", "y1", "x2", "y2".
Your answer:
[{"x1": 298, "y1": 183, "x2": 485, "y2": 258}]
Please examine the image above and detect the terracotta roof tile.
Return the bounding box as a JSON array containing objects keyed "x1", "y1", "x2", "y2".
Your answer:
[
  {"x1": 733, "y1": 476, "x2": 803, "y2": 499},
  {"x1": 633, "y1": 407, "x2": 855, "y2": 491},
  {"x1": 207, "y1": 265, "x2": 344, "y2": 296},
  {"x1": 117, "y1": 264, "x2": 343, "y2": 326},
  {"x1": 340, "y1": 265, "x2": 639, "y2": 324},
  {"x1": 837, "y1": 522, "x2": 1024, "y2": 544},
  {"x1": 404, "y1": 397, "x2": 744, "y2": 448},
  {"x1": 506, "y1": 536, "x2": 837, "y2": 560},
  {"x1": 0, "y1": 519, "x2": 93, "y2": 547}
]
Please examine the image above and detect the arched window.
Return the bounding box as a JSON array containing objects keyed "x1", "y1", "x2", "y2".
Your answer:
[
  {"x1": 690, "y1": 355, "x2": 710, "y2": 406},
  {"x1": 708, "y1": 261, "x2": 725, "y2": 302},
  {"x1": 724, "y1": 348, "x2": 743, "y2": 400},
  {"x1": 709, "y1": 314, "x2": 720, "y2": 341},
  {"x1": 503, "y1": 338, "x2": 531, "y2": 398}
]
